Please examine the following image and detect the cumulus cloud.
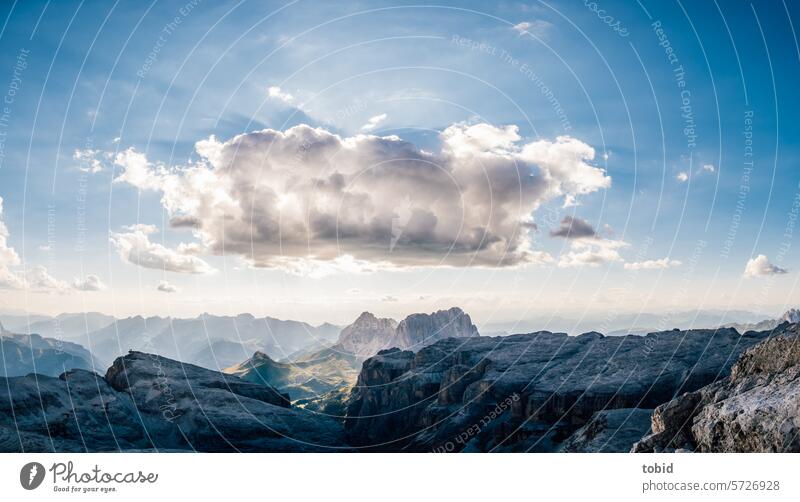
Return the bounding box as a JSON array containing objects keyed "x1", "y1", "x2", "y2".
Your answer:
[
  {"x1": 744, "y1": 254, "x2": 787, "y2": 277},
  {"x1": 701, "y1": 164, "x2": 715, "y2": 173},
  {"x1": 361, "y1": 113, "x2": 387, "y2": 132},
  {"x1": 624, "y1": 258, "x2": 682, "y2": 270},
  {"x1": 157, "y1": 280, "x2": 179, "y2": 293},
  {"x1": 267, "y1": 86, "x2": 294, "y2": 104},
  {"x1": 0, "y1": 197, "x2": 22, "y2": 289},
  {"x1": 1, "y1": 197, "x2": 101, "y2": 293},
  {"x1": 110, "y1": 122, "x2": 609, "y2": 271},
  {"x1": 550, "y1": 216, "x2": 596, "y2": 239},
  {"x1": 26, "y1": 266, "x2": 70, "y2": 292},
  {"x1": 512, "y1": 20, "x2": 552, "y2": 37},
  {"x1": 557, "y1": 238, "x2": 627, "y2": 268},
  {"x1": 109, "y1": 224, "x2": 215, "y2": 274},
  {"x1": 676, "y1": 171, "x2": 689, "y2": 182},
  {"x1": 72, "y1": 274, "x2": 107, "y2": 291}
]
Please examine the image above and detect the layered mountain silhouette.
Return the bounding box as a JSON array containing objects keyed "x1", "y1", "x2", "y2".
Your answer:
[
  {"x1": 0, "y1": 323, "x2": 100, "y2": 377},
  {"x1": 2, "y1": 308, "x2": 800, "y2": 452},
  {"x1": 224, "y1": 307, "x2": 478, "y2": 411}
]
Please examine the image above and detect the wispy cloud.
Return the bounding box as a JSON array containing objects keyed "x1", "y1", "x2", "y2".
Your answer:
[
  {"x1": 624, "y1": 258, "x2": 681, "y2": 270},
  {"x1": 512, "y1": 20, "x2": 552, "y2": 37},
  {"x1": 361, "y1": 113, "x2": 387, "y2": 131},
  {"x1": 267, "y1": 85, "x2": 294, "y2": 104}
]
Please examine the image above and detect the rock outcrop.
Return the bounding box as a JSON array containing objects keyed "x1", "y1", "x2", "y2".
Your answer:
[
  {"x1": 336, "y1": 312, "x2": 398, "y2": 357},
  {"x1": 394, "y1": 307, "x2": 480, "y2": 350},
  {"x1": 633, "y1": 323, "x2": 800, "y2": 452},
  {"x1": 334, "y1": 307, "x2": 478, "y2": 357},
  {"x1": 0, "y1": 351, "x2": 346, "y2": 452},
  {"x1": 346, "y1": 328, "x2": 770, "y2": 452}
]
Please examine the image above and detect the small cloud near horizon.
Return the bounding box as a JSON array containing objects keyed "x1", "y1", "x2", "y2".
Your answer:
[{"x1": 744, "y1": 254, "x2": 787, "y2": 277}]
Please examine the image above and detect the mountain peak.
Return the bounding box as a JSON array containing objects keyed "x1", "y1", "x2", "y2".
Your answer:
[
  {"x1": 354, "y1": 311, "x2": 378, "y2": 322},
  {"x1": 781, "y1": 308, "x2": 800, "y2": 324}
]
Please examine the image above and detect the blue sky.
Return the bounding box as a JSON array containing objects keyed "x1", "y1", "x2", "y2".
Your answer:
[{"x1": 0, "y1": 0, "x2": 799, "y2": 325}]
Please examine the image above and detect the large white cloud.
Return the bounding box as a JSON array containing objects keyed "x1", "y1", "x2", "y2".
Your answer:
[
  {"x1": 111, "y1": 123, "x2": 610, "y2": 271},
  {"x1": 109, "y1": 224, "x2": 215, "y2": 274}
]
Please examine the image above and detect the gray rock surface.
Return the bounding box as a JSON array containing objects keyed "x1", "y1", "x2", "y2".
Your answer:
[
  {"x1": 0, "y1": 351, "x2": 346, "y2": 452},
  {"x1": 633, "y1": 323, "x2": 800, "y2": 452},
  {"x1": 336, "y1": 312, "x2": 398, "y2": 357},
  {"x1": 346, "y1": 328, "x2": 770, "y2": 451},
  {"x1": 559, "y1": 408, "x2": 652, "y2": 452}
]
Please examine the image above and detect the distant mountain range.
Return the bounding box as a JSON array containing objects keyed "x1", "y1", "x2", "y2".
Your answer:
[
  {"x1": 721, "y1": 308, "x2": 800, "y2": 333},
  {"x1": 479, "y1": 309, "x2": 775, "y2": 337},
  {"x1": 223, "y1": 307, "x2": 478, "y2": 411},
  {"x1": 4, "y1": 317, "x2": 800, "y2": 452},
  {"x1": 0, "y1": 323, "x2": 100, "y2": 377},
  {"x1": 0, "y1": 306, "x2": 789, "y2": 411},
  {"x1": 0, "y1": 312, "x2": 341, "y2": 370}
]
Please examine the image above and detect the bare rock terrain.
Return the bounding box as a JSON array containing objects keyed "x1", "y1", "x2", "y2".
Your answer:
[
  {"x1": 345, "y1": 328, "x2": 771, "y2": 451},
  {"x1": 633, "y1": 323, "x2": 800, "y2": 452}
]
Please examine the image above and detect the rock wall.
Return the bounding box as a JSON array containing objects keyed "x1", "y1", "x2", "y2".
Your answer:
[
  {"x1": 633, "y1": 324, "x2": 800, "y2": 452},
  {"x1": 346, "y1": 328, "x2": 771, "y2": 452}
]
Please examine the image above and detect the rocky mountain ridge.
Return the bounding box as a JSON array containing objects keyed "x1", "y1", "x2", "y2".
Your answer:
[
  {"x1": 335, "y1": 307, "x2": 478, "y2": 356},
  {"x1": 0, "y1": 351, "x2": 344, "y2": 452},
  {"x1": 633, "y1": 322, "x2": 800, "y2": 452},
  {"x1": 345, "y1": 327, "x2": 776, "y2": 452}
]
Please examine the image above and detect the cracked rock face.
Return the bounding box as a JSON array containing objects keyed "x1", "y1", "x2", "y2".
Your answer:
[
  {"x1": 345, "y1": 328, "x2": 770, "y2": 452},
  {"x1": 633, "y1": 323, "x2": 800, "y2": 453},
  {"x1": 1, "y1": 351, "x2": 346, "y2": 452}
]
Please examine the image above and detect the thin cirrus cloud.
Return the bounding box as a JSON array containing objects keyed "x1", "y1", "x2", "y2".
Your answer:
[
  {"x1": 361, "y1": 113, "x2": 387, "y2": 131},
  {"x1": 512, "y1": 20, "x2": 552, "y2": 37},
  {"x1": 743, "y1": 254, "x2": 787, "y2": 277},
  {"x1": 109, "y1": 122, "x2": 611, "y2": 274},
  {"x1": 624, "y1": 258, "x2": 682, "y2": 270},
  {"x1": 109, "y1": 224, "x2": 215, "y2": 275}
]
